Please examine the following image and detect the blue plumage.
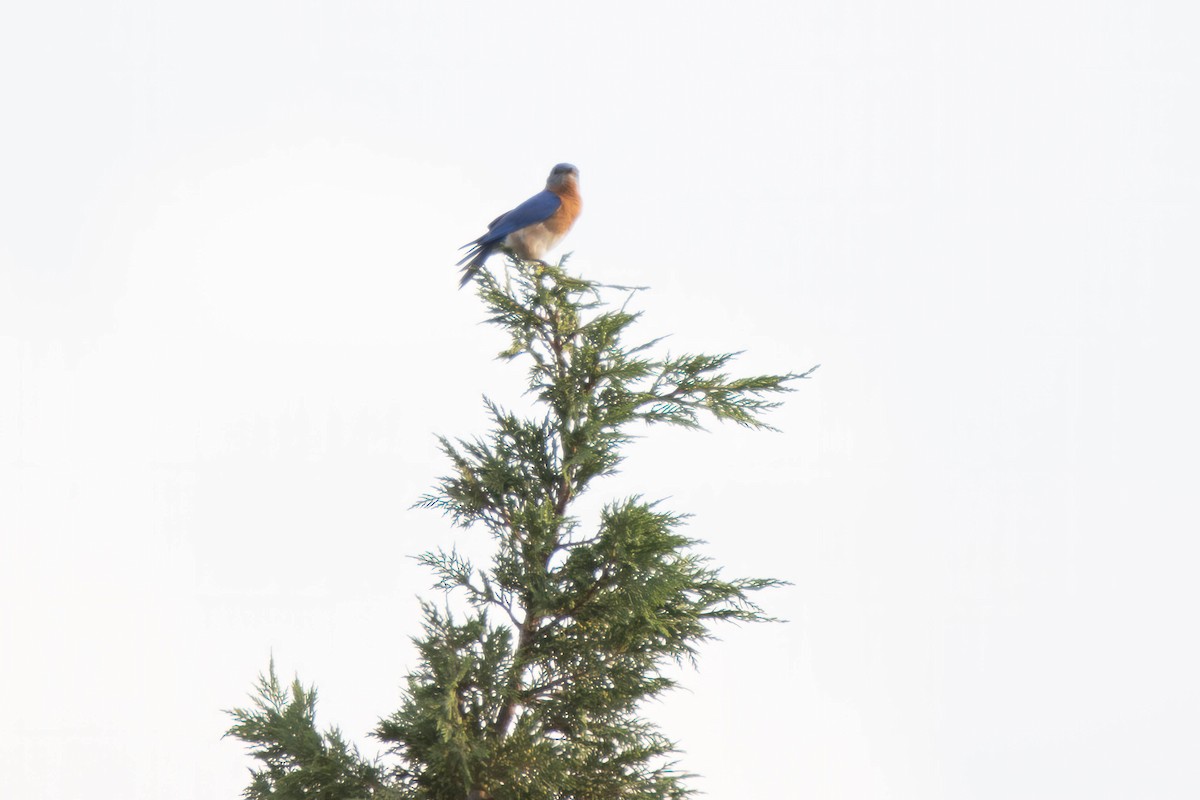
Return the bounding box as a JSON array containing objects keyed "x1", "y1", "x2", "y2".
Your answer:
[{"x1": 459, "y1": 191, "x2": 562, "y2": 266}]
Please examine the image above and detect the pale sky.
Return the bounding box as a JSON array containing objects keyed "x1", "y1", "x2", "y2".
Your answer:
[{"x1": 3, "y1": 2, "x2": 1199, "y2": 798}]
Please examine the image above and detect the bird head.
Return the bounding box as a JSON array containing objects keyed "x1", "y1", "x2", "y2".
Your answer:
[{"x1": 546, "y1": 163, "x2": 579, "y2": 190}]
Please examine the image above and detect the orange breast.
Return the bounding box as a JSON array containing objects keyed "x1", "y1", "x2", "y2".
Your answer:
[{"x1": 545, "y1": 181, "x2": 582, "y2": 236}]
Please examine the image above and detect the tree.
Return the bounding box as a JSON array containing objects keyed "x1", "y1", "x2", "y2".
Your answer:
[{"x1": 226, "y1": 257, "x2": 814, "y2": 800}]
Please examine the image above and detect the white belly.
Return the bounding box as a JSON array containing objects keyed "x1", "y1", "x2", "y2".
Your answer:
[{"x1": 504, "y1": 222, "x2": 564, "y2": 261}]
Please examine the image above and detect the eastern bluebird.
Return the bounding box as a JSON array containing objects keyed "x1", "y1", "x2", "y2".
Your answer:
[{"x1": 457, "y1": 163, "x2": 582, "y2": 287}]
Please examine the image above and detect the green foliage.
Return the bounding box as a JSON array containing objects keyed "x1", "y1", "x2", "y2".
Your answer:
[
  {"x1": 225, "y1": 659, "x2": 392, "y2": 800},
  {"x1": 226, "y1": 256, "x2": 813, "y2": 799}
]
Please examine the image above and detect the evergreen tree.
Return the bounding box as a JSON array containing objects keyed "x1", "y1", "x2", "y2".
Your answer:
[{"x1": 227, "y1": 257, "x2": 814, "y2": 800}]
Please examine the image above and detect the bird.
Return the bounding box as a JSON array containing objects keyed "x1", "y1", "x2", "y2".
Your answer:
[{"x1": 457, "y1": 163, "x2": 582, "y2": 287}]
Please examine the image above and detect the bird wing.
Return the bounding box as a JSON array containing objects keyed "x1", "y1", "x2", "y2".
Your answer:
[
  {"x1": 456, "y1": 190, "x2": 564, "y2": 283},
  {"x1": 469, "y1": 190, "x2": 562, "y2": 249}
]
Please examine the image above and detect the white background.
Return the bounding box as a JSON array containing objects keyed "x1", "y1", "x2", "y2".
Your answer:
[{"x1": 3, "y1": 2, "x2": 1198, "y2": 798}]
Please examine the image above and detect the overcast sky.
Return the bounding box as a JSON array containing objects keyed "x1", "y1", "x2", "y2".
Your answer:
[{"x1": 3, "y1": 2, "x2": 1198, "y2": 798}]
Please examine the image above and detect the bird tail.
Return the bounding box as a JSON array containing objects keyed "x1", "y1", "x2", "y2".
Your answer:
[{"x1": 456, "y1": 243, "x2": 492, "y2": 288}]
